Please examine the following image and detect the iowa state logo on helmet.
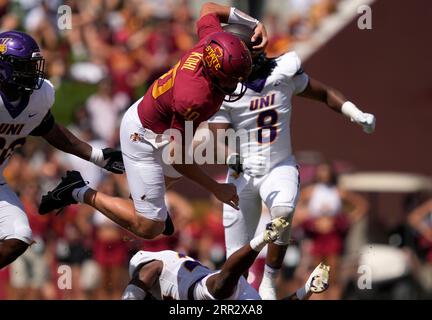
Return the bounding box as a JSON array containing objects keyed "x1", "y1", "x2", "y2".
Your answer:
[{"x1": 204, "y1": 43, "x2": 223, "y2": 71}]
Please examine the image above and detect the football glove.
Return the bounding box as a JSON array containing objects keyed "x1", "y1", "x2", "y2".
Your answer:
[
  {"x1": 101, "y1": 148, "x2": 124, "y2": 174},
  {"x1": 90, "y1": 147, "x2": 124, "y2": 174},
  {"x1": 342, "y1": 101, "x2": 376, "y2": 134},
  {"x1": 226, "y1": 153, "x2": 268, "y2": 177}
]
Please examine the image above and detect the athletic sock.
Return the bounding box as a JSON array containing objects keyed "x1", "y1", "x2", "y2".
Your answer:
[
  {"x1": 249, "y1": 234, "x2": 267, "y2": 252},
  {"x1": 261, "y1": 264, "x2": 279, "y2": 286},
  {"x1": 72, "y1": 186, "x2": 90, "y2": 203},
  {"x1": 259, "y1": 264, "x2": 279, "y2": 299},
  {"x1": 296, "y1": 277, "x2": 312, "y2": 300}
]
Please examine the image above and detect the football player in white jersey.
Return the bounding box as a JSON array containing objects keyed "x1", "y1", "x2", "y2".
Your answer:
[
  {"x1": 122, "y1": 216, "x2": 330, "y2": 300},
  {"x1": 0, "y1": 31, "x2": 123, "y2": 268},
  {"x1": 207, "y1": 24, "x2": 376, "y2": 299}
]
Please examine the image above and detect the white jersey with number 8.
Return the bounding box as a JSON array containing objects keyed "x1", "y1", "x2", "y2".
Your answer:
[{"x1": 209, "y1": 51, "x2": 309, "y2": 169}]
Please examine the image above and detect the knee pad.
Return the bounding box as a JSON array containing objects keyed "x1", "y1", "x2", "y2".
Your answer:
[{"x1": 270, "y1": 206, "x2": 295, "y2": 246}]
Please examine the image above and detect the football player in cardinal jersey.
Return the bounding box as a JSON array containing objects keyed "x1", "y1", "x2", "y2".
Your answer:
[
  {"x1": 39, "y1": 3, "x2": 267, "y2": 239},
  {"x1": 0, "y1": 31, "x2": 123, "y2": 269},
  {"x1": 122, "y1": 217, "x2": 330, "y2": 300},
  {"x1": 207, "y1": 24, "x2": 376, "y2": 299}
]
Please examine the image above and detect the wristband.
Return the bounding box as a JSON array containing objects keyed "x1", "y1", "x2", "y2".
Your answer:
[
  {"x1": 228, "y1": 7, "x2": 259, "y2": 29},
  {"x1": 89, "y1": 148, "x2": 105, "y2": 167},
  {"x1": 341, "y1": 101, "x2": 362, "y2": 121}
]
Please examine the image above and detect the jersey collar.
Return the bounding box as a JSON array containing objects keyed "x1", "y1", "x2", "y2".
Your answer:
[
  {"x1": 0, "y1": 90, "x2": 30, "y2": 119},
  {"x1": 244, "y1": 76, "x2": 267, "y2": 93}
]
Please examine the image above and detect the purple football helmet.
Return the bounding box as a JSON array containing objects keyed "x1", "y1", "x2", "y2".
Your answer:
[{"x1": 0, "y1": 31, "x2": 45, "y2": 91}]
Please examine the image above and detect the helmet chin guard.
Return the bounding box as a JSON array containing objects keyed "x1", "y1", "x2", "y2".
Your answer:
[
  {"x1": 204, "y1": 69, "x2": 248, "y2": 103},
  {"x1": 223, "y1": 82, "x2": 247, "y2": 102}
]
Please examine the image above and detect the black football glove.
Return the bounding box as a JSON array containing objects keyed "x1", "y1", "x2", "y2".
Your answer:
[
  {"x1": 226, "y1": 153, "x2": 243, "y2": 175},
  {"x1": 102, "y1": 148, "x2": 124, "y2": 174}
]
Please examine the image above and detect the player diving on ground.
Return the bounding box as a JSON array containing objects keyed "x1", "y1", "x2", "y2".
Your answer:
[{"x1": 122, "y1": 217, "x2": 329, "y2": 300}]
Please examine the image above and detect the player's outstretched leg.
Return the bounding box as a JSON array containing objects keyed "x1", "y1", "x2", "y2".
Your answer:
[
  {"x1": 282, "y1": 262, "x2": 330, "y2": 300},
  {"x1": 38, "y1": 171, "x2": 168, "y2": 239},
  {"x1": 206, "y1": 217, "x2": 290, "y2": 299},
  {"x1": 260, "y1": 206, "x2": 295, "y2": 300}
]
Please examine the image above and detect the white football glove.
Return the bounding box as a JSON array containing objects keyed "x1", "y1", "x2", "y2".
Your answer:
[
  {"x1": 342, "y1": 101, "x2": 376, "y2": 134},
  {"x1": 355, "y1": 112, "x2": 376, "y2": 134},
  {"x1": 226, "y1": 153, "x2": 269, "y2": 177},
  {"x1": 243, "y1": 154, "x2": 269, "y2": 177}
]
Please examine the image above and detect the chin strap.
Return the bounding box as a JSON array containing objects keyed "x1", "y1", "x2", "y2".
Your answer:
[{"x1": 223, "y1": 83, "x2": 247, "y2": 102}]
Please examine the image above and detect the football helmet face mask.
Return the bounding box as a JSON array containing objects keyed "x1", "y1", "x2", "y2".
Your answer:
[
  {"x1": 202, "y1": 32, "x2": 252, "y2": 102},
  {"x1": 0, "y1": 31, "x2": 45, "y2": 92}
]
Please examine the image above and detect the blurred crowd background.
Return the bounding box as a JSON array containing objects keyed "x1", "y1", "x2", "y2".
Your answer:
[{"x1": 0, "y1": 0, "x2": 431, "y2": 300}]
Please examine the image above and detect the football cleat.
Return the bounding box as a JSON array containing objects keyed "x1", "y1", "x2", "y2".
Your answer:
[
  {"x1": 309, "y1": 262, "x2": 330, "y2": 293},
  {"x1": 38, "y1": 170, "x2": 87, "y2": 215},
  {"x1": 263, "y1": 217, "x2": 290, "y2": 243}
]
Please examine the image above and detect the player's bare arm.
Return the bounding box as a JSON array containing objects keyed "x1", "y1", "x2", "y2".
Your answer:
[
  {"x1": 122, "y1": 260, "x2": 162, "y2": 300},
  {"x1": 200, "y1": 2, "x2": 268, "y2": 50},
  {"x1": 206, "y1": 122, "x2": 231, "y2": 164},
  {"x1": 298, "y1": 77, "x2": 346, "y2": 113},
  {"x1": 173, "y1": 162, "x2": 240, "y2": 210},
  {"x1": 42, "y1": 119, "x2": 124, "y2": 174},
  {"x1": 42, "y1": 121, "x2": 92, "y2": 160},
  {"x1": 298, "y1": 77, "x2": 376, "y2": 133},
  {"x1": 207, "y1": 121, "x2": 268, "y2": 177},
  {"x1": 172, "y1": 138, "x2": 239, "y2": 210}
]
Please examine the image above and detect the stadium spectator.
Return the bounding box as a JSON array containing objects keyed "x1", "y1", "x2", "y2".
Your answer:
[
  {"x1": 408, "y1": 198, "x2": 432, "y2": 295},
  {"x1": 85, "y1": 79, "x2": 129, "y2": 146},
  {"x1": 81, "y1": 176, "x2": 129, "y2": 300},
  {"x1": 295, "y1": 161, "x2": 369, "y2": 299}
]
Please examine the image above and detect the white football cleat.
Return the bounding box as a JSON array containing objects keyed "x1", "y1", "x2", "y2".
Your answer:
[
  {"x1": 309, "y1": 262, "x2": 330, "y2": 293},
  {"x1": 263, "y1": 217, "x2": 290, "y2": 243}
]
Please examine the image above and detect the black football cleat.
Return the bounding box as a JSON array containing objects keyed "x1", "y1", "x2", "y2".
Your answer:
[
  {"x1": 162, "y1": 212, "x2": 175, "y2": 236},
  {"x1": 39, "y1": 170, "x2": 87, "y2": 215}
]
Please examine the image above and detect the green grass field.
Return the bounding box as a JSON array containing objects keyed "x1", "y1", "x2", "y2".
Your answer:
[
  {"x1": 51, "y1": 80, "x2": 97, "y2": 125},
  {"x1": 51, "y1": 81, "x2": 147, "y2": 125}
]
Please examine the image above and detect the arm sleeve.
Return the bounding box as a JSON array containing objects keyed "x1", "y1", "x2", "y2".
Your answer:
[
  {"x1": 293, "y1": 71, "x2": 309, "y2": 94},
  {"x1": 30, "y1": 110, "x2": 55, "y2": 136},
  {"x1": 171, "y1": 111, "x2": 186, "y2": 135},
  {"x1": 43, "y1": 79, "x2": 55, "y2": 108},
  {"x1": 196, "y1": 13, "x2": 223, "y2": 41},
  {"x1": 207, "y1": 104, "x2": 231, "y2": 123},
  {"x1": 171, "y1": 99, "x2": 192, "y2": 135}
]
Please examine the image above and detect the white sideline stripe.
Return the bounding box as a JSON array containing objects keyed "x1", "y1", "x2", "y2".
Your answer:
[{"x1": 293, "y1": 0, "x2": 376, "y2": 62}]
